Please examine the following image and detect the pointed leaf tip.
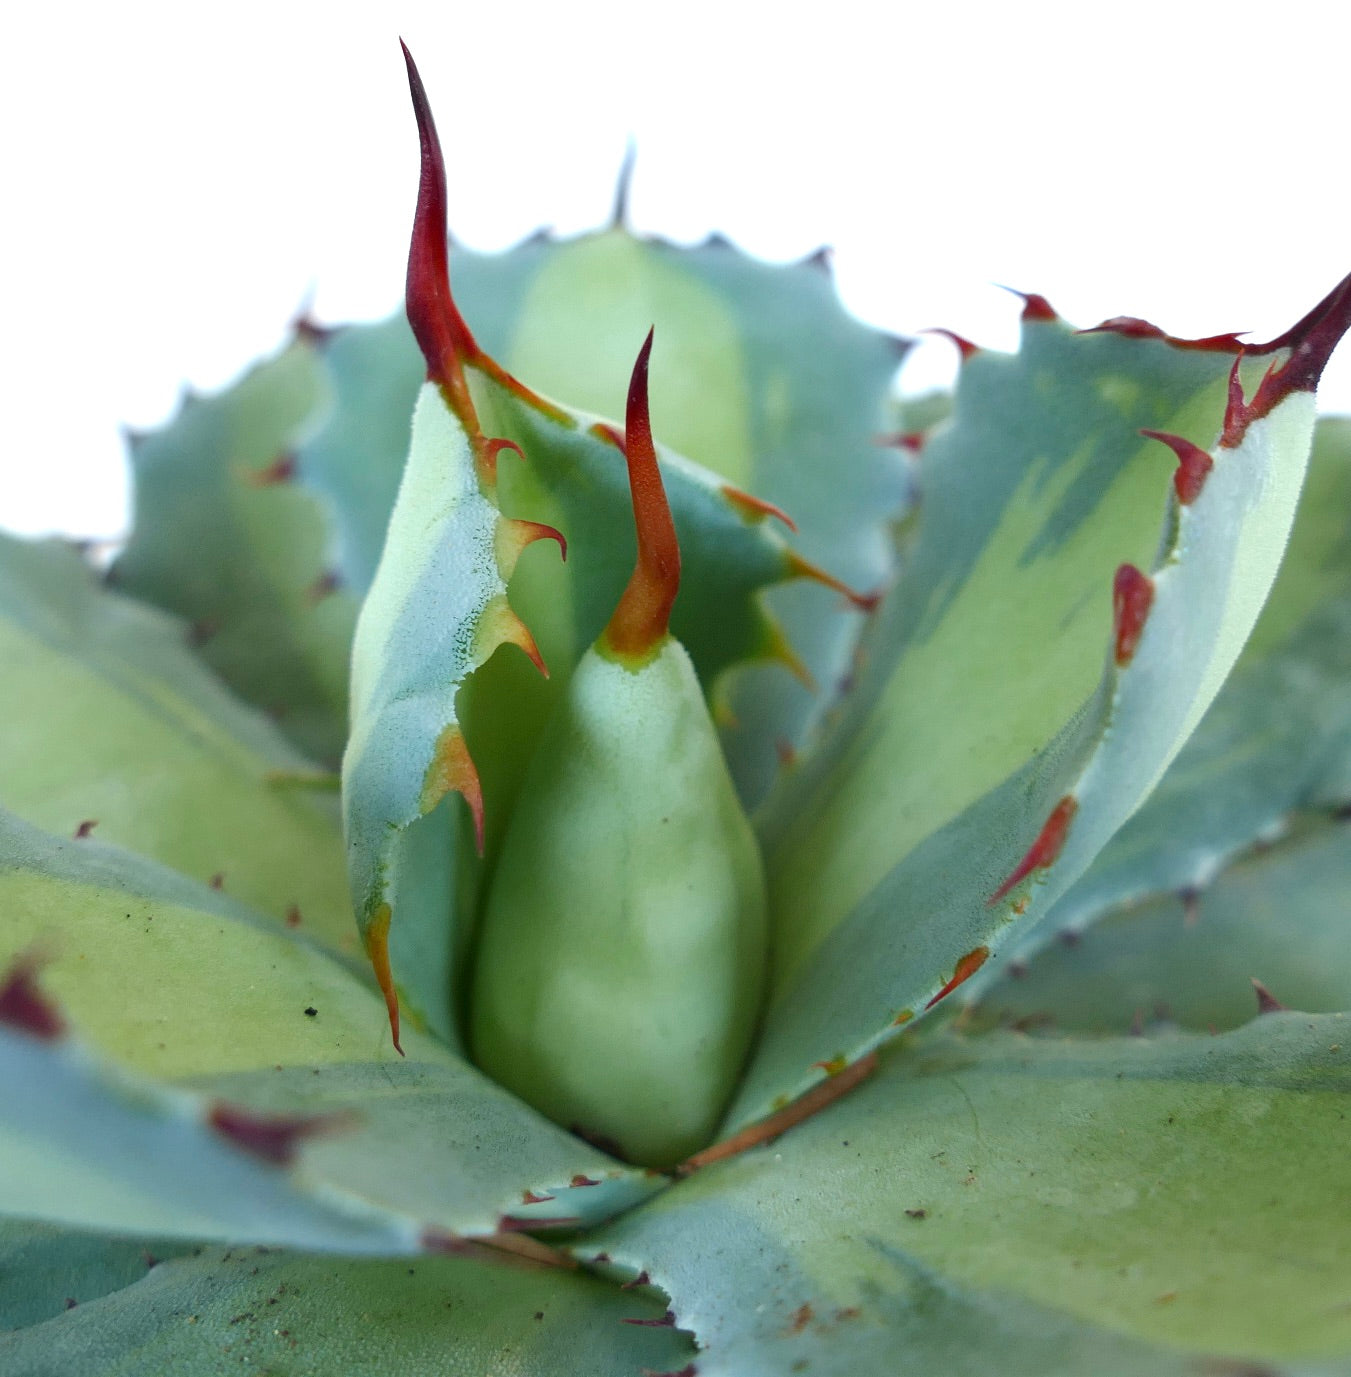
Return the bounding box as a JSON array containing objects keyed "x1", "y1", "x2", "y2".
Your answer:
[
  {"x1": 401, "y1": 41, "x2": 477, "y2": 394},
  {"x1": 364, "y1": 902, "x2": 405, "y2": 1055},
  {"x1": 1223, "y1": 273, "x2": 1351, "y2": 446},
  {"x1": 603, "y1": 329, "x2": 682, "y2": 658}
]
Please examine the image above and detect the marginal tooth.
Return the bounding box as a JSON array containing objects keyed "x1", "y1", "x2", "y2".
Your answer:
[
  {"x1": 0, "y1": 951, "x2": 65, "y2": 1041},
  {"x1": 476, "y1": 436, "x2": 525, "y2": 489},
  {"x1": 783, "y1": 549, "x2": 880, "y2": 612},
  {"x1": 1141, "y1": 428, "x2": 1214, "y2": 505},
  {"x1": 994, "y1": 286, "x2": 1058, "y2": 323},
  {"x1": 989, "y1": 795, "x2": 1078, "y2": 906},
  {"x1": 1111, "y1": 563, "x2": 1155, "y2": 667},
  {"x1": 207, "y1": 1102, "x2": 357, "y2": 1166},
  {"x1": 1251, "y1": 978, "x2": 1288, "y2": 1015},
  {"x1": 720, "y1": 484, "x2": 798, "y2": 532},
  {"x1": 496, "y1": 518, "x2": 567, "y2": 582},
  {"x1": 477, "y1": 593, "x2": 549, "y2": 678},
  {"x1": 240, "y1": 453, "x2": 297, "y2": 487},
  {"x1": 420, "y1": 723, "x2": 486, "y2": 851},
  {"x1": 925, "y1": 945, "x2": 992, "y2": 1010},
  {"x1": 921, "y1": 328, "x2": 980, "y2": 361}
]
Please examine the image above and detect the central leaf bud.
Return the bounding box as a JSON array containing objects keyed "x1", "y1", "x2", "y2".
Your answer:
[{"x1": 469, "y1": 333, "x2": 768, "y2": 1169}]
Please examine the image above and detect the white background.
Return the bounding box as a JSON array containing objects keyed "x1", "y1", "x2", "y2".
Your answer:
[{"x1": 3, "y1": 0, "x2": 1347, "y2": 538}]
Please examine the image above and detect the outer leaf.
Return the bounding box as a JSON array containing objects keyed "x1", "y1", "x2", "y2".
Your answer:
[
  {"x1": 590, "y1": 1017, "x2": 1351, "y2": 1372},
  {"x1": 971, "y1": 816, "x2": 1351, "y2": 1034},
  {"x1": 729, "y1": 283, "x2": 1351, "y2": 1129},
  {"x1": 0, "y1": 1243, "x2": 695, "y2": 1377},
  {"x1": 0, "y1": 533, "x2": 351, "y2": 949},
  {"x1": 113, "y1": 339, "x2": 356, "y2": 764},
  {"x1": 0, "y1": 1220, "x2": 193, "y2": 1330},
  {"x1": 971, "y1": 413, "x2": 1351, "y2": 975},
  {"x1": 0, "y1": 811, "x2": 658, "y2": 1242}
]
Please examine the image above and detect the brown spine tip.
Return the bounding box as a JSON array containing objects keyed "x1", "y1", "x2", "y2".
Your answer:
[
  {"x1": 207, "y1": 1103, "x2": 355, "y2": 1167},
  {"x1": 1250, "y1": 978, "x2": 1288, "y2": 1015},
  {"x1": 1141, "y1": 428, "x2": 1214, "y2": 505},
  {"x1": 73, "y1": 820, "x2": 98, "y2": 839},
  {"x1": 400, "y1": 42, "x2": 478, "y2": 397},
  {"x1": 799, "y1": 245, "x2": 834, "y2": 276},
  {"x1": 601, "y1": 330, "x2": 681, "y2": 660},
  {"x1": 1112, "y1": 563, "x2": 1155, "y2": 667},
  {"x1": 924, "y1": 945, "x2": 992, "y2": 1010},
  {"x1": 989, "y1": 795, "x2": 1078, "y2": 905},
  {"x1": 0, "y1": 955, "x2": 65, "y2": 1041},
  {"x1": 1222, "y1": 273, "x2": 1351, "y2": 448}
]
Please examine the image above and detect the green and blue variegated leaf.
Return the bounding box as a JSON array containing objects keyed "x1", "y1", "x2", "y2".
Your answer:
[
  {"x1": 970, "y1": 814, "x2": 1351, "y2": 1034},
  {"x1": 590, "y1": 1016, "x2": 1351, "y2": 1373},
  {"x1": 966, "y1": 413, "x2": 1351, "y2": 988},
  {"x1": 0, "y1": 810, "x2": 659, "y2": 1245},
  {"x1": 114, "y1": 340, "x2": 356, "y2": 765},
  {"x1": 730, "y1": 283, "x2": 1351, "y2": 1130},
  {"x1": 0, "y1": 533, "x2": 351, "y2": 950},
  {"x1": 0, "y1": 1238, "x2": 695, "y2": 1377}
]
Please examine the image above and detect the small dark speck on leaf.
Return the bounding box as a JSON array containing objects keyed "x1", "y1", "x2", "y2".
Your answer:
[
  {"x1": 304, "y1": 1007, "x2": 318, "y2": 1017},
  {"x1": 74, "y1": 820, "x2": 97, "y2": 839},
  {"x1": 905, "y1": 1208, "x2": 927, "y2": 1219},
  {"x1": 534, "y1": 1311, "x2": 544, "y2": 1320},
  {"x1": 65, "y1": 1298, "x2": 77, "y2": 1310}
]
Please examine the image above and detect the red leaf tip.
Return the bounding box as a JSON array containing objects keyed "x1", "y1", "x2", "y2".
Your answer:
[
  {"x1": 1222, "y1": 273, "x2": 1351, "y2": 448},
  {"x1": 401, "y1": 43, "x2": 478, "y2": 395},
  {"x1": 602, "y1": 329, "x2": 682, "y2": 659}
]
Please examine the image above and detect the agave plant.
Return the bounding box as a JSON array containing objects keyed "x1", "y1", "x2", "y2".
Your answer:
[{"x1": 3, "y1": 43, "x2": 1351, "y2": 1374}]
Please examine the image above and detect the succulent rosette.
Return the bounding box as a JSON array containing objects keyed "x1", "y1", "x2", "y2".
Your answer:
[{"x1": 3, "y1": 44, "x2": 1351, "y2": 1376}]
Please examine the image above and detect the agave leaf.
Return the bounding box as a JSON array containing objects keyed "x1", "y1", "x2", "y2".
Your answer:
[
  {"x1": 343, "y1": 64, "x2": 853, "y2": 1050},
  {"x1": 113, "y1": 339, "x2": 357, "y2": 765},
  {"x1": 971, "y1": 815, "x2": 1351, "y2": 1034},
  {"x1": 0, "y1": 1220, "x2": 194, "y2": 1330},
  {"x1": 0, "y1": 811, "x2": 658, "y2": 1242},
  {"x1": 969, "y1": 413, "x2": 1351, "y2": 979},
  {"x1": 730, "y1": 282, "x2": 1351, "y2": 1128},
  {"x1": 589, "y1": 1016, "x2": 1351, "y2": 1371},
  {"x1": 0, "y1": 1243, "x2": 695, "y2": 1377},
  {"x1": 0, "y1": 533, "x2": 352, "y2": 949}
]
